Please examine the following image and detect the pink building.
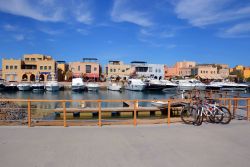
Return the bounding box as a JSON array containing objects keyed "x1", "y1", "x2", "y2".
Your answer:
[{"x1": 69, "y1": 58, "x2": 100, "y2": 81}]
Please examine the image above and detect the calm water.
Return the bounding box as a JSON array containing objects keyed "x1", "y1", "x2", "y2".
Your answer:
[{"x1": 1, "y1": 90, "x2": 249, "y2": 108}]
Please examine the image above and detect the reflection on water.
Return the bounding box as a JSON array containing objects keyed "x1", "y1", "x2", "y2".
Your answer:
[{"x1": 1, "y1": 90, "x2": 249, "y2": 109}]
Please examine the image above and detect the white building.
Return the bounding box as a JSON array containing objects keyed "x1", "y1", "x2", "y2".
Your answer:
[{"x1": 131, "y1": 61, "x2": 165, "y2": 80}]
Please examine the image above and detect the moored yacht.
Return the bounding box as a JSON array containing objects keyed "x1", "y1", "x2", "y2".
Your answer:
[
  {"x1": 71, "y1": 78, "x2": 85, "y2": 91},
  {"x1": 144, "y1": 79, "x2": 166, "y2": 91},
  {"x1": 208, "y1": 81, "x2": 248, "y2": 91},
  {"x1": 191, "y1": 79, "x2": 207, "y2": 90},
  {"x1": 86, "y1": 82, "x2": 100, "y2": 91},
  {"x1": 45, "y1": 81, "x2": 59, "y2": 91},
  {"x1": 160, "y1": 80, "x2": 178, "y2": 91},
  {"x1": 125, "y1": 79, "x2": 146, "y2": 91},
  {"x1": 173, "y1": 79, "x2": 195, "y2": 91},
  {"x1": 31, "y1": 82, "x2": 45, "y2": 92},
  {"x1": 107, "y1": 82, "x2": 122, "y2": 91},
  {"x1": 0, "y1": 79, "x2": 6, "y2": 91},
  {"x1": 17, "y1": 82, "x2": 31, "y2": 91}
]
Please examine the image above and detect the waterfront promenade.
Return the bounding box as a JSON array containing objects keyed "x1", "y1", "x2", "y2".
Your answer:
[{"x1": 0, "y1": 120, "x2": 249, "y2": 167}]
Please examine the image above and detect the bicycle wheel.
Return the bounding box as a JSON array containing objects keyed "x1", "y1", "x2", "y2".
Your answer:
[
  {"x1": 219, "y1": 106, "x2": 231, "y2": 124},
  {"x1": 180, "y1": 106, "x2": 197, "y2": 124},
  {"x1": 193, "y1": 107, "x2": 203, "y2": 126}
]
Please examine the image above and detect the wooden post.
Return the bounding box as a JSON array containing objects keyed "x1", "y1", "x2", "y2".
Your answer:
[
  {"x1": 133, "y1": 100, "x2": 137, "y2": 126},
  {"x1": 228, "y1": 99, "x2": 231, "y2": 114},
  {"x1": 27, "y1": 100, "x2": 31, "y2": 127},
  {"x1": 247, "y1": 99, "x2": 250, "y2": 121},
  {"x1": 98, "y1": 100, "x2": 102, "y2": 127},
  {"x1": 63, "y1": 101, "x2": 67, "y2": 127},
  {"x1": 233, "y1": 98, "x2": 236, "y2": 118},
  {"x1": 168, "y1": 100, "x2": 171, "y2": 126}
]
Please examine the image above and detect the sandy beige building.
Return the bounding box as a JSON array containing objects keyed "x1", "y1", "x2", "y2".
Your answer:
[
  {"x1": 2, "y1": 54, "x2": 56, "y2": 82},
  {"x1": 69, "y1": 58, "x2": 100, "y2": 81},
  {"x1": 191, "y1": 65, "x2": 221, "y2": 80},
  {"x1": 165, "y1": 61, "x2": 196, "y2": 78},
  {"x1": 106, "y1": 61, "x2": 131, "y2": 79}
]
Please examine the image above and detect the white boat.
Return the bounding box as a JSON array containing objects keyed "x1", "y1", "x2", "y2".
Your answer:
[
  {"x1": 191, "y1": 79, "x2": 207, "y2": 90},
  {"x1": 0, "y1": 79, "x2": 5, "y2": 91},
  {"x1": 17, "y1": 83, "x2": 31, "y2": 91},
  {"x1": 71, "y1": 78, "x2": 85, "y2": 91},
  {"x1": 86, "y1": 83, "x2": 99, "y2": 91},
  {"x1": 160, "y1": 80, "x2": 178, "y2": 91},
  {"x1": 144, "y1": 79, "x2": 166, "y2": 91},
  {"x1": 174, "y1": 79, "x2": 195, "y2": 91},
  {"x1": 45, "y1": 81, "x2": 59, "y2": 91},
  {"x1": 208, "y1": 81, "x2": 248, "y2": 91},
  {"x1": 151, "y1": 101, "x2": 168, "y2": 108},
  {"x1": 31, "y1": 82, "x2": 45, "y2": 92},
  {"x1": 174, "y1": 79, "x2": 206, "y2": 91},
  {"x1": 125, "y1": 79, "x2": 146, "y2": 91},
  {"x1": 107, "y1": 82, "x2": 122, "y2": 91}
]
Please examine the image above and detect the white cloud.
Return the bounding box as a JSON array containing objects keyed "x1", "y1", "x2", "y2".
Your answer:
[
  {"x1": 13, "y1": 34, "x2": 25, "y2": 41},
  {"x1": 39, "y1": 28, "x2": 63, "y2": 35},
  {"x1": 76, "y1": 28, "x2": 89, "y2": 35},
  {"x1": 219, "y1": 22, "x2": 250, "y2": 38},
  {"x1": 174, "y1": 0, "x2": 250, "y2": 27},
  {"x1": 111, "y1": 0, "x2": 153, "y2": 27},
  {"x1": 0, "y1": 0, "x2": 93, "y2": 24},
  {"x1": 3, "y1": 24, "x2": 17, "y2": 31}
]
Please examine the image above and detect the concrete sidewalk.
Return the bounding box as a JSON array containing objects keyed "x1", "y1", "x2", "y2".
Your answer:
[{"x1": 0, "y1": 121, "x2": 250, "y2": 167}]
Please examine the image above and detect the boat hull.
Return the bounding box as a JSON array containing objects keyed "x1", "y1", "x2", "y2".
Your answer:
[
  {"x1": 125, "y1": 85, "x2": 145, "y2": 91},
  {"x1": 108, "y1": 85, "x2": 122, "y2": 91},
  {"x1": 46, "y1": 86, "x2": 59, "y2": 91},
  {"x1": 72, "y1": 85, "x2": 85, "y2": 91},
  {"x1": 17, "y1": 85, "x2": 31, "y2": 91}
]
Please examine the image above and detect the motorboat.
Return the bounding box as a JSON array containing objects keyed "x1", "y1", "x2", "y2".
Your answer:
[
  {"x1": 191, "y1": 79, "x2": 206, "y2": 90},
  {"x1": 151, "y1": 101, "x2": 168, "y2": 108},
  {"x1": 174, "y1": 79, "x2": 206, "y2": 91},
  {"x1": 45, "y1": 81, "x2": 59, "y2": 91},
  {"x1": 144, "y1": 79, "x2": 166, "y2": 91},
  {"x1": 160, "y1": 80, "x2": 178, "y2": 92},
  {"x1": 5, "y1": 82, "x2": 18, "y2": 91},
  {"x1": 86, "y1": 82, "x2": 100, "y2": 91},
  {"x1": 173, "y1": 79, "x2": 195, "y2": 91},
  {"x1": 0, "y1": 79, "x2": 5, "y2": 91},
  {"x1": 125, "y1": 79, "x2": 146, "y2": 91},
  {"x1": 71, "y1": 78, "x2": 85, "y2": 91},
  {"x1": 31, "y1": 82, "x2": 45, "y2": 92},
  {"x1": 17, "y1": 83, "x2": 31, "y2": 91},
  {"x1": 107, "y1": 82, "x2": 122, "y2": 91},
  {"x1": 207, "y1": 81, "x2": 248, "y2": 91}
]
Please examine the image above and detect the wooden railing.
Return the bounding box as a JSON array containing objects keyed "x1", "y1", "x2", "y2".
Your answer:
[{"x1": 0, "y1": 97, "x2": 249, "y2": 127}]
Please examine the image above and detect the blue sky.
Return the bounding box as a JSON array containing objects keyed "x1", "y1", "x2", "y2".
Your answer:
[{"x1": 0, "y1": 0, "x2": 250, "y2": 68}]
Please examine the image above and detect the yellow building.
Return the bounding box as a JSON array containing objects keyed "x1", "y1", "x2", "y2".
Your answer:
[
  {"x1": 56, "y1": 61, "x2": 69, "y2": 81},
  {"x1": 243, "y1": 67, "x2": 250, "y2": 79},
  {"x1": 106, "y1": 61, "x2": 131, "y2": 79},
  {"x1": 235, "y1": 65, "x2": 244, "y2": 71},
  {"x1": 2, "y1": 54, "x2": 56, "y2": 82}
]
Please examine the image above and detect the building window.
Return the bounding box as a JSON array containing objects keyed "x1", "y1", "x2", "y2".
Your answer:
[
  {"x1": 38, "y1": 58, "x2": 42, "y2": 60},
  {"x1": 114, "y1": 69, "x2": 116, "y2": 72},
  {"x1": 206, "y1": 71, "x2": 208, "y2": 73},
  {"x1": 126, "y1": 68, "x2": 130, "y2": 71},
  {"x1": 122, "y1": 70, "x2": 125, "y2": 72},
  {"x1": 78, "y1": 66, "x2": 80, "y2": 71},
  {"x1": 155, "y1": 69, "x2": 158, "y2": 73},
  {"x1": 44, "y1": 66, "x2": 47, "y2": 70},
  {"x1": 25, "y1": 58, "x2": 29, "y2": 61},
  {"x1": 94, "y1": 67, "x2": 97, "y2": 71},
  {"x1": 40, "y1": 66, "x2": 43, "y2": 70},
  {"x1": 10, "y1": 66, "x2": 13, "y2": 69},
  {"x1": 49, "y1": 66, "x2": 51, "y2": 70},
  {"x1": 14, "y1": 66, "x2": 17, "y2": 70},
  {"x1": 31, "y1": 58, "x2": 35, "y2": 61},
  {"x1": 110, "y1": 69, "x2": 113, "y2": 72},
  {"x1": 6, "y1": 65, "x2": 9, "y2": 69},
  {"x1": 158, "y1": 69, "x2": 161, "y2": 73},
  {"x1": 86, "y1": 65, "x2": 91, "y2": 73},
  {"x1": 149, "y1": 67, "x2": 152, "y2": 72}
]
